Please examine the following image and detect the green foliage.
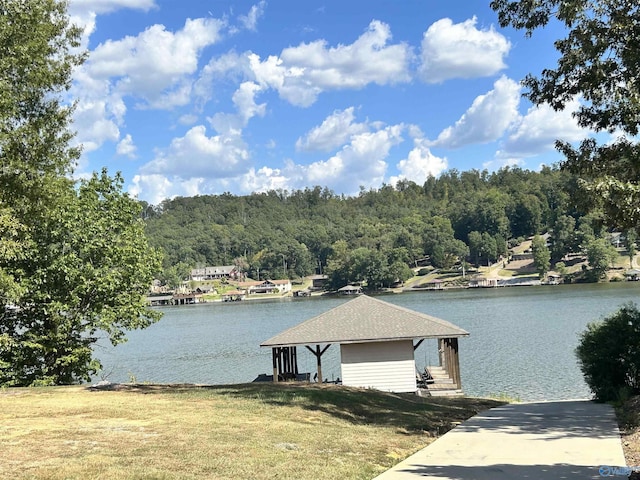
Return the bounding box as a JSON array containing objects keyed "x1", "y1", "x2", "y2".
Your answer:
[
  {"x1": 491, "y1": 0, "x2": 640, "y2": 228},
  {"x1": 325, "y1": 243, "x2": 413, "y2": 291},
  {"x1": 468, "y1": 231, "x2": 498, "y2": 267},
  {"x1": 0, "y1": 1, "x2": 161, "y2": 386},
  {"x1": 160, "y1": 262, "x2": 192, "y2": 289},
  {"x1": 1, "y1": 171, "x2": 162, "y2": 386},
  {"x1": 624, "y1": 229, "x2": 638, "y2": 267},
  {"x1": 531, "y1": 235, "x2": 551, "y2": 279},
  {"x1": 144, "y1": 166, "x2": 606, "y2": 284},
  {"x1": 550, "y1": 215, "x2": 577, "y2": 263},
  {"x1": 585, "y1": 237, "x2": 618, "y2": 279},
  {"x1": 0, "y1": 208, "x2": 25, "y2": 304},
  {"x1": 576, "y1": 304, "x2": 640, "y2": 401},
  {"x1": 423, "y1": 216, "x2": 469, "y2": 268}
]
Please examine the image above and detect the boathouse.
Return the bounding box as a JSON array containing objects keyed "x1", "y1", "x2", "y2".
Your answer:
[
  {"x1": 337, "y1": 284, "x2": 362, "y2": 295},
  {"x1": 260, "y1": 295, "x2": 469, "y2": 394}
]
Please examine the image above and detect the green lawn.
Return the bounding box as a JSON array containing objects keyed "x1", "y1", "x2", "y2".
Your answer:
[{"x1": 0, "y1": 383, "x2": 502, "y2": 480}]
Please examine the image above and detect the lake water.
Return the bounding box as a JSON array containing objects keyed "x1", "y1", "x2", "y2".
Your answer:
[{"x1": 94, "y1": 282, "x2": 640, "y2": 401}]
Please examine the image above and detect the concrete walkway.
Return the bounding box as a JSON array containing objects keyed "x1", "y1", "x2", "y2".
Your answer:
[{"x1": 374, "y1": 400, "x2": 626, "y2": 479}]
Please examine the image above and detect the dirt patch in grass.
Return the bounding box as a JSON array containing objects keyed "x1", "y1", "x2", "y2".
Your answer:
[{"x1": 0, "y1": 383, "x2": 502, "y2": 480}]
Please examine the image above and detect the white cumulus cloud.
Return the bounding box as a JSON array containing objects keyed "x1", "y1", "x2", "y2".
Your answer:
[
  {"x1": 249, "y1": 20, "x2": 412, "y2": 107},
  {"x1": 296, "y1": 107, "x2": 368, "y2": 152},
  {"x1": 390, "y1": 137, "x2": 447, "y2": 186},
  {"x1": 239, "y1": 166, "x2": 291, "y2": 193},
  {"x1": 73, "y1": 99, "x2": 120, "y2": 153},
  {"x1": 301, "y1": 125, "x2": 404, "y2": 193},
  {"x1": 129, "y1": 173, "x2": 174, "y2": 203},
  {"x1": 116, "y1": 134, "x2": 137, "y2": 158},
  {"x1": 72, "y1": 14, "x2": 227, "y2": 169},
  {"x1": 129, "y1": 122, "x2": 407, "y2": 202},
  {"x1": 208, "y1": 81, "x2": 266, "y2": 135},
  {"x1": 68, "y1": 0, "x2": 157, "y2": 49},
  {"x1": 238, "y1": 1, "x2": 267, "y2": 31},
  {"x1": 419, "y1": 17, "x2": 510, "y2": 83},
  {"x1": 140, "y1": 125, "x2": 250, "y2": 178},
  {"x1": 430, "y1": 76, "x2": 521, "y2": 148},
  {"x1": 70, "y1": 0, "x2": 156, "y2": 14},
  {"x1": 193, "y1": 51, "x2": 252, "y2": 107},
  {"x1": 85, "y1": 18, "x2": 224, "y2": 109},
  {"x1": 498, "y1": 99, "x2": 589, "y2": 159}
]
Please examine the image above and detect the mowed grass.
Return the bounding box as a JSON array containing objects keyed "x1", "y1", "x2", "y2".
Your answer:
[{"x1": 0, "y1": 383, "x2": 503, "y2": 480}]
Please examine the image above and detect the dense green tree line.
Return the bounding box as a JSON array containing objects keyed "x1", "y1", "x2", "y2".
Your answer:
[{"x1": 144, "y1": 166, "x2": 608, "y2": 287}]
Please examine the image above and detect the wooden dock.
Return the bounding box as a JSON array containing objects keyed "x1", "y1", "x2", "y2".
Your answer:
[{"x1": 418, "y1": 366, "x2": 464, "y2": 397}]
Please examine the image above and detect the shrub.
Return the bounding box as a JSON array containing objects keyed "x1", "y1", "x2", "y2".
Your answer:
[
  {"x1": 417, "y1": 268, "x2": 431, "y2": 276},
  {"x1": 575, "y1": 303, "x2": 640, "y2": 401}
]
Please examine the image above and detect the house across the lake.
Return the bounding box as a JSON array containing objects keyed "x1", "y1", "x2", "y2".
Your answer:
[
  {"x1": 237, "y1": 279, "x2": 292, "y2": 295},
  {"x1": 222, "y1": 290, "x2": 246, "y2": 302},
  {"x1": 309, "y1": 274, "x2": 328, "y2": 290},
  {"x1": 190, "y1": 265, "x2": 240, "y2": 281}
]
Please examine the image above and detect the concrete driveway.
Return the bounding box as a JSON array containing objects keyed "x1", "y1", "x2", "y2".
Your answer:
[{"x1": 374, "y1": 400, "x2": 626, "y2": 479}]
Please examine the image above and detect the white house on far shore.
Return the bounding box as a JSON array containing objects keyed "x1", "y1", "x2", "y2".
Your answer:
[
  {"x1": 237, "y1": 279, "x2": 292, "y2": 295},
  {"x1": 190, "y1": 265, "x2": 240, "y2": 281}
]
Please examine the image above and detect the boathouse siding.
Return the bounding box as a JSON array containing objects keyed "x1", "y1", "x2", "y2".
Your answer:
[{"x1": 340, "y1": 340, "x2": 416, "y2": 393}]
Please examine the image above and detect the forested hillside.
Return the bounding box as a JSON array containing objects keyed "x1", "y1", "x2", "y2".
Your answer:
[{"x1": 143, "y1": 166, "x2": 620, "y2": 288}]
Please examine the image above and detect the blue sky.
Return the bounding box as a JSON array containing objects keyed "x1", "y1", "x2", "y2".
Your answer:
[{"x1": 66, "y1": 0, "x2": 593, "y2": 205}]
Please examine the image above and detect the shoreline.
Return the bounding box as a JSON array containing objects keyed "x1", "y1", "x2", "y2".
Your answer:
[{"x1": 148, "y1": 278, "x2": 640, "y2": 309}]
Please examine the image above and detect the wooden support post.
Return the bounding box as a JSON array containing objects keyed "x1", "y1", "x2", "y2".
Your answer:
[
  {"x1": 292, "y1": 346, "x2": 299, "y2": 375},
  {"x1": 283, "y1": 346, "x2": 290, "y2": 375},
  {"x1": 444, "y1": 339, "x2": 450, "y2": 380},
  {"x1": 272, "y1": 348, "x2": 278, "y2": 383},
  {"x1": 441, "y1": 339, "x2": 448, "y2": 373},
  {"x1": 315, "y1": 345, "x2": 322, "y2": 383},
  {"x1": 444, "y1": 338, "x2": 453, "y2": 378},
  {"x1": 305, "y1": 344, "x2": 331, "y2": 383},
  {"x1": 438, "y1": 338, "x2": 445, "y2": 367},
  {"x1": 449, "y1": 340, "x2": 455, "y2": 381},
  {"x1": 450, "y1": 337, "x2": 461, "y2": 389},
  {"x1": 272, "y1": 346, "x2": 300, "y2": 381}
]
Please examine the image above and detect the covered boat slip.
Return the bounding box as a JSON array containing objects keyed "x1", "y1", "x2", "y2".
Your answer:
[{"x1": 260, "y1": 295, "x2": 468, "y2": 394}]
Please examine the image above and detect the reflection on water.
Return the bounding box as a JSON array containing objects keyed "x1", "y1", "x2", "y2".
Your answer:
[{"x1": 94, "y1": 282, "x2": 640, "y2": 401}]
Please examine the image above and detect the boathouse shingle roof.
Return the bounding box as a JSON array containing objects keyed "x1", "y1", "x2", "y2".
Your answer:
[{"x1": 261, "y1": 295, "x2": 468, "y2": 347}]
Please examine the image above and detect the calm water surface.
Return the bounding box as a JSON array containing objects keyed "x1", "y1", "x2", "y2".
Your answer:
[{"x1": 94, "y1": 282, "x2": 640, "y2": 401}]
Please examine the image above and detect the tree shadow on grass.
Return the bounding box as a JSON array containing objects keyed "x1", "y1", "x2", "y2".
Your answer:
[{"x1": 89, "y1": 382, "x2": 504, "y2": 435}]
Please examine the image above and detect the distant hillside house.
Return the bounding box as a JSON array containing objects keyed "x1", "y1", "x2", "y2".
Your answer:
[
  {"x1": 149, "y1": 279, "x2": 168, "y2": 294},
  {"x1": 190, "y1": 265, "x2": 239, "y2": 281},
  {"x1": 194, "y1": 285, "x2": 216, "y2": 294},
  {"x1": 309, "y1": 274, "x2": 328, "y2": 290},
  {"x1": 237, "y1": 279, "x2": 292, "y2": 295}
]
